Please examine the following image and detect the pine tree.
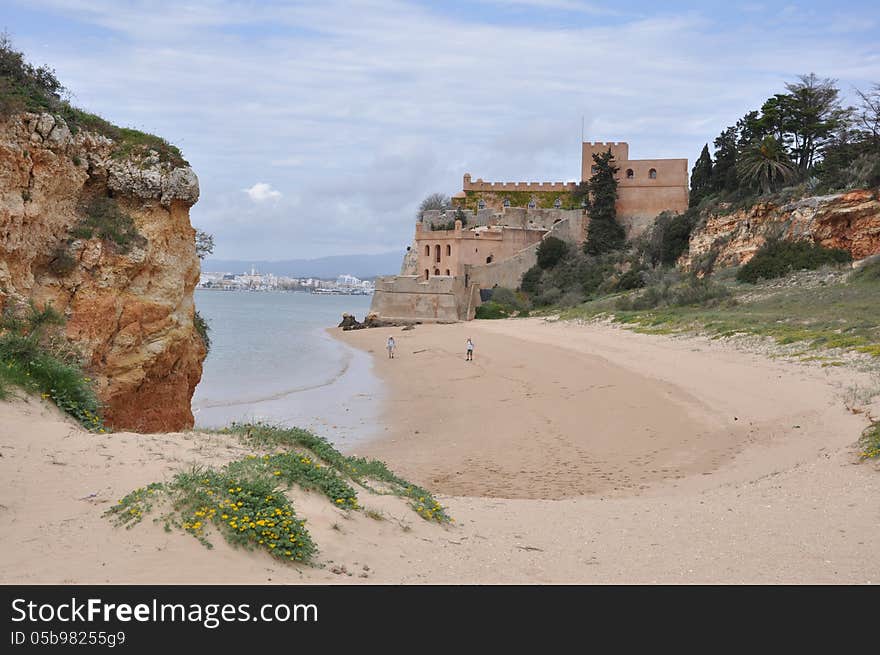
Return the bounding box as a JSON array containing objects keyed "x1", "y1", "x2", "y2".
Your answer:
[
  {"x1": 583, "y1": 150, "x2": 625, "y2": 255},
  {"x1": 712, "y1": 126, "x2": 739, "y2": 193},
  {"x1": 689, "y1": 144, "x2": 713, "y2": 206}
]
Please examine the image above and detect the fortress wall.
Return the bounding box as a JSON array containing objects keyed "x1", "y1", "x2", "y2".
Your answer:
[
  {"x1": 465, "y1": 242, "x2": 541, "y2": 290},
  {"x1": 464, "y1": 215, "x2": 587, "y2": 290},
  {"x1": 493, "y1": 207, "x2": 581, "y2": 230},
  {"x1": 400, "y1": 243, "x2": 419, "y2": 275},
  {"x1": 617, "y1": 184, "x2": 689, "y2": 229},
  {"x1": 369, "y1": 275, "x2": 465, "y2": 322}
]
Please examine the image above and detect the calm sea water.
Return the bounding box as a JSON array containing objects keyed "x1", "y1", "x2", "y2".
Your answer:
[{"x1": 191, "y1": 290, "x2": 380, "y2": 448}]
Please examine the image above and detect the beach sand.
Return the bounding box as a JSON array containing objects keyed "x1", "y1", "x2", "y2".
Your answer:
[{"x1": 1, "y1": 319, "x2": 878, "y2": 583}]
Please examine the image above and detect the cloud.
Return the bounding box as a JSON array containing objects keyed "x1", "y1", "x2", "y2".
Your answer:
[
  {"x1": 244, "y1": 182, "x2": 282, "y2": 203},
  {"x1": 8, "y1": 0, "x2": 879, "y2": 259}
]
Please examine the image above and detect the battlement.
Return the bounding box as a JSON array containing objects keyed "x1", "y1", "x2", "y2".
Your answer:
[{"x1": 462, "y1": 174, "x2": 576, "y2": 193}]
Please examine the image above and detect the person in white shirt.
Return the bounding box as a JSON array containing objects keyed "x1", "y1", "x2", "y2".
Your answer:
[
  {"x1": 386, "y1": 336, "x2": 396, "y2": 359},
  {"x1": 465, "y1": 337, "x2": 474, "y2": 361}
]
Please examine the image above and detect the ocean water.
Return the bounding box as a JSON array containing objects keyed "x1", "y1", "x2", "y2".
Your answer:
[{"x1": 191, "y1": 290, "x2": 380, "y2": 449}]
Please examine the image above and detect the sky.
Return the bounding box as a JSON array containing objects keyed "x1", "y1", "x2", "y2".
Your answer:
[{"x1": 4, "y1": 0, "x2": 879, "y2": 260}]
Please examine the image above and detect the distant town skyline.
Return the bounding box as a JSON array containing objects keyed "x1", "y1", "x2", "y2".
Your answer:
[{"x1": 5, "y1": 0, "x2": 878, "y2": 259}]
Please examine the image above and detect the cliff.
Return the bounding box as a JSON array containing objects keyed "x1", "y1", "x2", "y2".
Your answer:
[
  {"x1": 683, "y1": 188, "x2": 880, "y2": 270},
  {"x1": 0, "y1": 112, "x2": 205, "y2": 431}
]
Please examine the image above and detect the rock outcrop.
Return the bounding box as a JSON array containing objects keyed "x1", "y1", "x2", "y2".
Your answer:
[
  {"x1": 683, "y1": 188, "x2": 880, "y2": 270},
  {"x1": 0, "y1": 112, "x2": 205, "y2": 432}
]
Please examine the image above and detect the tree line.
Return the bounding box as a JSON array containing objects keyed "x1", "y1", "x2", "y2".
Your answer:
[{"x1": 690, "y1": 73, "x2": 880, "y2": 203}]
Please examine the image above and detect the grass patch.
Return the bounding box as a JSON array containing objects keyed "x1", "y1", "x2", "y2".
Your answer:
[
  {"x1": 0, "y1": 302, "x2": 103, "y2": 430},
  {"x1": 858, "y1": 422, "x2": 880, "y2": 460},
  {"x1": 562, "y1": 269, "x2": 880, "y2": 358},
  {"x1": 69, "y1": 196, "x2": 146, "y2": 254},
  {"x1": 106, "y1": 470, "x2": 315, "y2": 563},
  {"x1": 107, "y1": 422, "x2": 451, "y2": 565},
  {"x1": 224, "y1": 422, "x2": 451, "y2": 523}
]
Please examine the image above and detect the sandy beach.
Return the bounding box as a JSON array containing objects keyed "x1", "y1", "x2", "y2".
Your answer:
[{"x1": 1, "y1": 318, "x2": 878, "y2": 583}]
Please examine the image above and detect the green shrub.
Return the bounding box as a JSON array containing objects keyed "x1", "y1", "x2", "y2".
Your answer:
[
  {"x1": 536, "y1": 236, "x2": 568, "y2": 269},
  {"x1": 47, "y1": 246, "x2": 77, "y2": 276},
  {"x1": 616, "y1": 277, "x2": 732, "y2": 311},
  {"x1": 520, "y1": 265, "x2": 542, "y2": 293},
  {"x1": 475, "y1": 301, "x2": 511, "y2": 319},
  {"x1": 859, "y1": 422, "x2": 880, "y2": 459},
  {"x1": 194, "y1": 310, "x2": 211, "y2": 353},
  {"x1": 71, "y1": 196, "x2": 146, "y2": 254},
  {"x1": 0, "y1": 302, "x2": 103, "y2": 430},
  {"x1": 645, "y1": 209, "x2": 698, "y2": 266},
  {"x1": 615, "y1": 269, "x2": 645, "y2": 291},
  {"x1": 736, "y1": 240, "x2": 852, "y2": 283},
  {"x1": 534, "y1": 287, "x2": 562, "y2": 307}
]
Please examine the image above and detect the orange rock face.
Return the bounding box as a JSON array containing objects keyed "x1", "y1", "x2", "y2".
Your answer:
[
  {"x1": 683, "y1": 188, "x2": 880, "y2": 270},
  {"x1": 0, "y1": 112, "x2": 205, "y2": 432}
]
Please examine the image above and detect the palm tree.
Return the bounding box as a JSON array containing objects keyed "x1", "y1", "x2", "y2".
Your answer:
[{"x1": 737, "y1": 136, "x2": 797, "y2": 194}]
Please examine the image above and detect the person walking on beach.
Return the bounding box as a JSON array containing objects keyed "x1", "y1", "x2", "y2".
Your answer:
[
  {"x1": 386, "y1": 336, "x2": 396, "y2": 359},
  {"x1": 465, "y1": 337, "x2": 474, "y2": 361}
]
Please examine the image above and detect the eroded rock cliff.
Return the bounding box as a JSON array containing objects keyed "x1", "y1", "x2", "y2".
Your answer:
[
  {"x1": 0, "y1": 112, "x2": 205, "y2": 431},
  {"x1": 683, "y1": 188, "x2": 880, "y2": 270}
]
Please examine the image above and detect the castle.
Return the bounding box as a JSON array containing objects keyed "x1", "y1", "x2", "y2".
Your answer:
[{"x1": 369, "y1": 142, "x2": 688, "y2": 323}]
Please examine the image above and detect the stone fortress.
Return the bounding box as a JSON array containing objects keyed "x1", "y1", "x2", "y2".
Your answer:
[{"x1": 369, "y1": 141, "x2": 688, "y2": 323}]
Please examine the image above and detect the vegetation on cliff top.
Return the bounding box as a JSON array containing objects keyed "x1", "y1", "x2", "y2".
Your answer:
[
  {"x1": 0, "y1": 302, "x2": 103, "y2": 430},
  {"x1": 107, "y1": 422, "x2": 451, "y2": 564},
  {"x1": 0, "y1": 34, "x2": 187, "y2": 166}
]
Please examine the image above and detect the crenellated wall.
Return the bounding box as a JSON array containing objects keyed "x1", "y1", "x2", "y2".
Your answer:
[{"x1": 454, "y1": 141, "x2": 688, "y2": 222}]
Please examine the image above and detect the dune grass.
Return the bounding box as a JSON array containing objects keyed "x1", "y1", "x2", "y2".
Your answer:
[
  {"x1": 859, "y1": 422, "x2": 880, "y2": 460},
  {"x1": 107, "y1": 422, "x2": 451, "y2": 565}
]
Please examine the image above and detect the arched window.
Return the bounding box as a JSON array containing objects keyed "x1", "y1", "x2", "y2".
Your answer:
[
  {"x1": 445, "y1": 269, "x2": 450, "y2": 276},
  {"x1": 626, "y1": 169, "x2": 634, "y2": 179},
  {"x1": 434, "y1": 268, "x2": 440, "y2": 276},
  {"x1": 649, "y1": 168, "x2": 657, "y2": 179},
  {"x1": 434, "y1": 244, "x2": 441, "y2": 263},
  {"x1": 425, "y1": 269, "x2": 429, "y2": 280},
  {"x1": 486, "y1": 255, "x2": 493, "y2": 264},
  {"x1": 446, "y1": 244, "x2": 451, "y2": 256},
  {"x1": 425, "y1": 245, "x2": 430, "y2": 256}
]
